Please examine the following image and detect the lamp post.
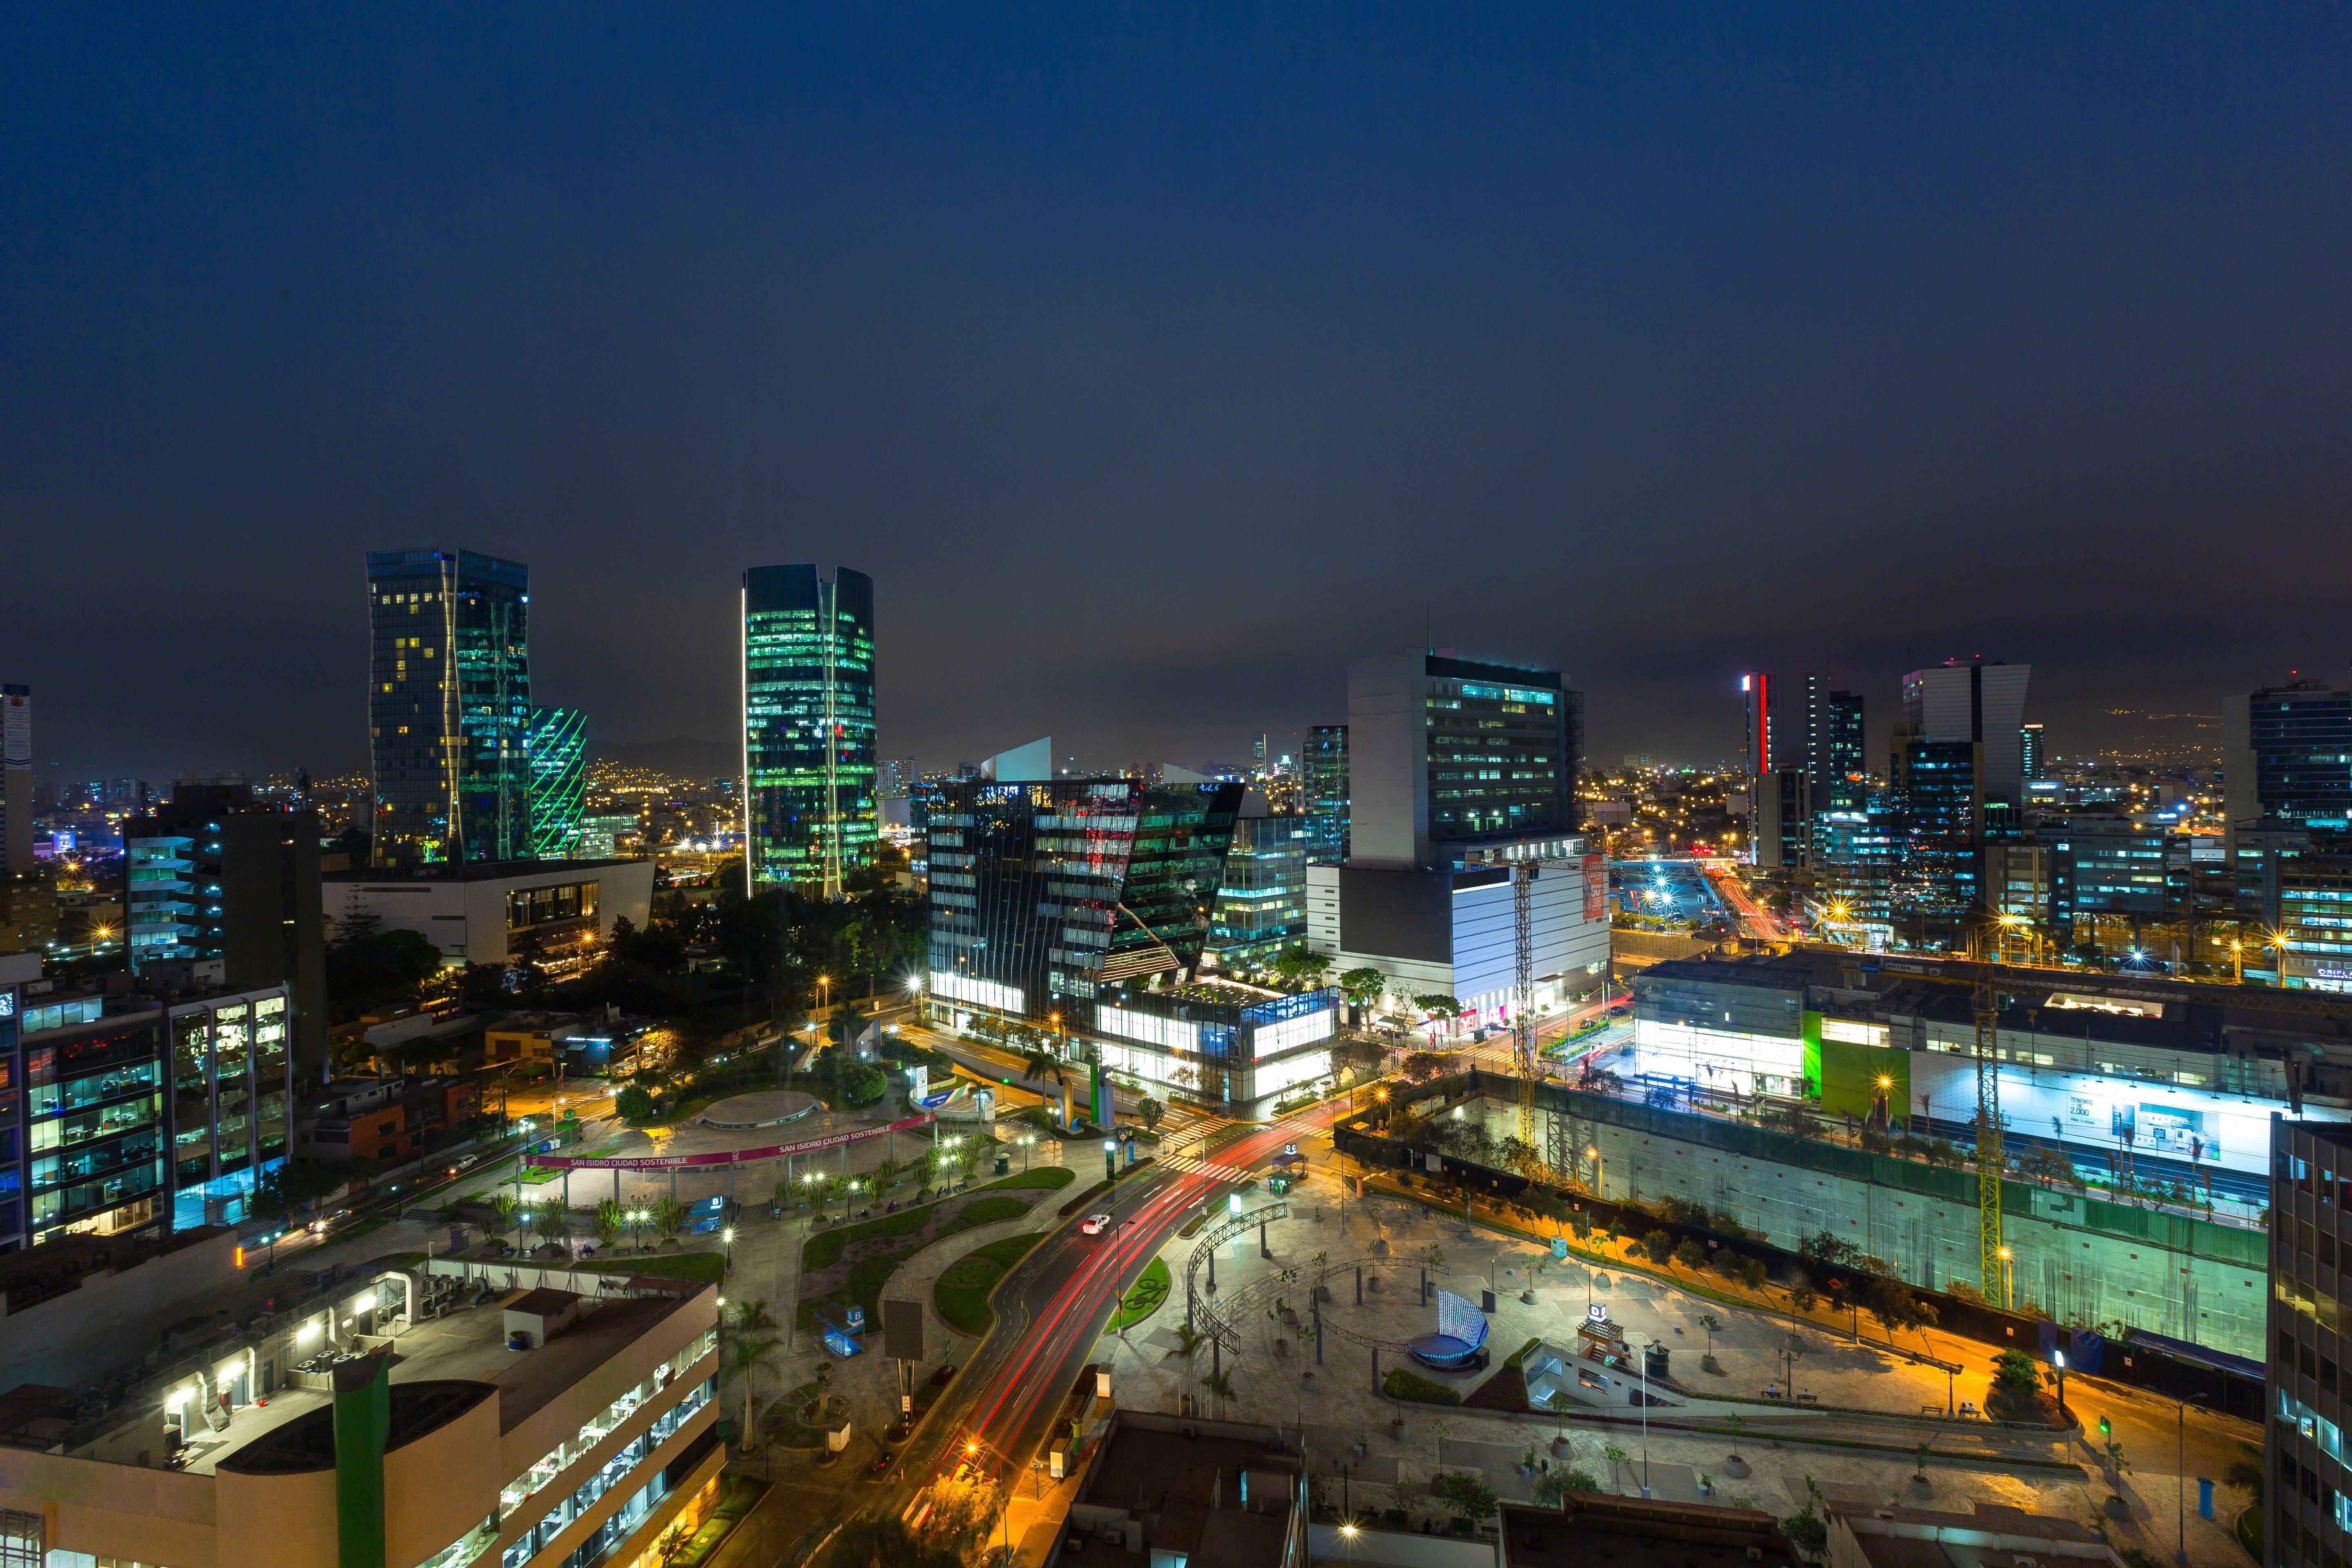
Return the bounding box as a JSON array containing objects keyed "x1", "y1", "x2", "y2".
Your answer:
[
  {"x1": 2052, "y1": 1348, "x2": 2066, "y2": 1417},
  {"x1": 2178, "y1": 1391, "x2": 2207, "y2": 1565},
  {"x1": 1588, "y1": 1147, "x2": 1604, "y2": 1201},
  {"x1": 1102, "y1": 1139, "x2": 1118, "y2": 1183}
]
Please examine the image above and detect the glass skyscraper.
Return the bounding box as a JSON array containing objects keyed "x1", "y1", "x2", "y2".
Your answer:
[
  {"x1": 742, "y1": 565, "x2": 876, "y2": 897},
  {"x1": 527, "y1": 706, "x2": 588, "y2": 859},
  {"x1": 2225, "y1": 679, "x2": 2352, "y2": 837},
  {"x1": 1303, "y1": 724, "x2": 1349, "y2": 865},
  {"x1": 1208, "y1": 813, "x2": 1310, "y2": 971},
  {"x1": 367, "y1": 549, "x2": 533, "y2": 866}
]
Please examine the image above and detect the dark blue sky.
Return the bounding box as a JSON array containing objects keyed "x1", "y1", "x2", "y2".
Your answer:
[{"x1": 7, "y1": 6, "x2": 2350, "y2": 779}]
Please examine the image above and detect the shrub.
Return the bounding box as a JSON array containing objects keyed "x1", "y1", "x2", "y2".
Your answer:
[
  {"x1": 1383, "y1": 1368, "x2": 1461, "y2": 1405},
  {"x1": 614, "y1": 1085, "x2": 658, "y2": 1123},
  {"x1": 1991, "y1": 1350, "x2": 2043, "y2": 1397}
]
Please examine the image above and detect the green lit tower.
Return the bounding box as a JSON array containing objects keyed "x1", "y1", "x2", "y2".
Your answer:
[
  {"x1": 366, "y1": 550, "x2": 532, "y2": 866},
  {"x1": 526, "y1": 706, "x2": 587, "y2": 858},
  {"x1": 741, "y1": 565, "x2": 876, "y2": 897}
]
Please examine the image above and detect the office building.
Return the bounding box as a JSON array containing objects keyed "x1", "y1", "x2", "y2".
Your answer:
[
  {"x1": 0, "y1": 963, "x2": 294, "y2": 1250},
  {"x1": 1302, "y1": 723, "x2": 1349, "y2": 866},
  {"x1": 1303, "y1": 651, "x2": 1607, "y2": 1021},
  {"x1": 740, "y1": 564, "x2": 875, "y2": 897},
  {"x1": 0, "y1": 1267, "x2": 723, "y2": 1568},
  {"x1": 2226, "y1": 677, "x2": 2352, "y2": 847},
  {"x1": 922, "y1": 773, "x2": 1340, "y2": 1109},
  {"x1": 1817, "y1": 1501, "x2": 2121, "y2": 1568},
  {"x1": 2, "y1": 683, "x2": 29, "y2": 873},
  {"x1": 1886, "y1": 660, "x2": 2031, "y2": 947},
  {"x1": 1824, "y1": 690, "x2": 1866, "y2": 809},
  {"x1": 326, "y1": 859, "x2": 655, "y2": 976},
  {"x1": 2019, "y1": 720, "x2": 2045, "y2": 782},
  {"x1": 367, "y1": 549, "x2": 534, "y2": 868},
  {"x1": 125, "y1": 781, "x2": 328, "y2": 1084},
  {"x1": 2269, "y1": 1117, "x2": 2352, "y2": 1568},
  {"x1": 1348, "y1": 651, "x2": 1580, "y2": 866},
  {"x1": 526, "y1": 707, "x2": 588, "y2": 859},
  {"x1": 1743, "y1": 670, "x2": 1822, "y2": 870},
  {"x1": 1206, "y1": 806, "x2": 1310, "y2": 974}
]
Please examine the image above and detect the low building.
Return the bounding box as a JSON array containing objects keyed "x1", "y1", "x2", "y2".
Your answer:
[
  {"x1": 1500, "y1": 1496, "x2": 1798, "y2": 1568},
  {"x1": 485, "y1": 1013, "x2": 591, "y2": 1067},
  {"x1": 1821, "y1": 1499, "x2": 2120, "y2": 1568},
  {"x1": 1060, "y1": 1408, "x2": 1307, "y2": 1567},
  {"x1": 325, "y1": 858, "x2": 655, "y2": 974},
  {"x1": 0, "y1": 1268, "x2": 722, "y2": 1568},
  {"x1": 1089, "y1": 978, "x2": 1341, "y2": 1111},
  {"x1": 294, "y1": 1076, "x2": 484, "y2": 1164}
]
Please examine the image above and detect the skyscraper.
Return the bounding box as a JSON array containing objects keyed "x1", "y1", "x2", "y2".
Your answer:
[
  {"x1": 2018, "y1": 721, "x2": 2045, "y2": 782},
  {"x1": 1, "y1": 683, "x2": 29, "y2": 873},
  {"x1": 126, "y1": 782, "x2": 328, "y2": 1088},
  {"x1": 742, "y1": 564, "x2": 876, "y2": 897},
  {"x1": 2224, "y1": 677, "x2": 2352, "y2": 842},
  {"x1": 526, "y1": 706, "x2": 588, "y2": 858},
  {"x1": 1303, "y1": 724, "x2": 1350, "y2": 866},
  {"x1": 1346, "y1": 651, "x2": 1579, "y2": 870},
  {"x1": 366, "y1": 549, "x2": 533, "y2": 867},
  {"x1": 1888, "y1": 659, "x2": 2030, "y2": 946},
  {"x1": 1743, "y1": 672, "x2": 1865, "y2": 868}
]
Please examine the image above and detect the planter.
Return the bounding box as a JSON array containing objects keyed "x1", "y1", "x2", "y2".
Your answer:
[{"x1": 1722, "y1": 1455, "x2": 1749, "y2": 1479}]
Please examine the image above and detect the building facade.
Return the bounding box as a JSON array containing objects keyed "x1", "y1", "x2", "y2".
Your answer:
[
  {"x1": 740, "y1": 564, "x2": 875, "y2": 897},
  {"x1": 325, "y1": 859, "x2": 655, "y2": 974},
  {"x1": 2227, "y1": 678, "x2": 2352, "y2": 846},
  {"x1": 526, "y1": 708, "x2": 588, "y2": 860},
  {"x1": 1303, "y1": 723, "x2": 1349, "y2": 866},
  {"x1": 368, "y1": 550, "x2": 535, "y2": 868},
  {"x1": 1, "y1": 683, "x2": 29, "y2": 875},
  {"x1": 125, "y1": 781, "x2": 328, "y2": 1085},
  {"x1": 2269, "y1": 1117, "x2": 2352, "y2": 1568},
  {"x1": 1346, "y1": 651, "x2": 1580, "y2": 870},
  {"x1": 1206, "y1": 812, "x2": 1310, "y2": 974}
]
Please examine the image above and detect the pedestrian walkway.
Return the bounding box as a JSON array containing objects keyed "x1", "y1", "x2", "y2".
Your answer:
[
  {"x1": 1153, "y1": 1105, "x2": 1225, "y2": 1142},
  {"x1": 1155, "y1": 1149, "x2": 1252, "y2": 1180}
]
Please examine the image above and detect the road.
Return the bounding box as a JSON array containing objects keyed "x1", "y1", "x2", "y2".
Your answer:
[
  {"x1": 834, "y1": 1096, "x2": 1347, "y2": 1560},
  {"x1": 1695, "y1": 854, "x2": 1784, "y2": 941}
]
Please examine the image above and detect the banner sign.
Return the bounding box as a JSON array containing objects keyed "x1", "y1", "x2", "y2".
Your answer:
[{"x1": 529, "y1": 1111, "x2": 935, "y2": 1170}]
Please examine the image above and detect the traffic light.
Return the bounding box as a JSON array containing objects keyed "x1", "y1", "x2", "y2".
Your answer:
[{"x1": 2097, "y1": 1415, "x2": 2111, "y2": 1437}]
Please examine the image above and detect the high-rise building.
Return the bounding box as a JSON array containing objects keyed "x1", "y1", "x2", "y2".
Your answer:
[
  {"x1": 1207, "y1": 808, "x2": 1310, "y2": 973},
  {"x1": 1303, "y1": 724, "x2": 1349, "y2": 866},
  {"x1": 525, "y1": 706, "x2": 587, "y2": 859},
  {"x1": 1742, "y1": 673, "x2": 1864, "y2": 868},
  {"x1": 1347, "y1": 651, "x2": 1579, "y2": 870},
  {"x1": 2018, "y1": 721, "x2": 2045, "y2": 782},
  {"x1": 741, "y1": 565, "x2": 875, "y2": 898},
  {"x1": 1882, "y1": 661, "x2": 2031, "y2": 947},
  {"x1": 125, "y1": 781, "x2": 328, "y2": 1084},
  {"x1": 1897, "y1": 660, "x2": 2032, "y2": 816},
  {"x1": 2225, "y1": 677, "x2": 2352, "y2": 844},
  {"x1": 366, "y1": 549, "x2": 533, "y2": 867},
  {"x1": 1, "y1": 683, "x2": 29, "y2": 874},
  {"x1": 2267, "y1": 1118, "x2": 2351, "y2": 1568}
]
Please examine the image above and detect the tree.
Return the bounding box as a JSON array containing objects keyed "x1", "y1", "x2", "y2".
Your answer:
[
  {"x1": 1200, "y1": 1367, "x2": 1236, "y2": 1416},
  {"x1": 1737, "y1": 1256, "x2": 1769, "y2": 1292},
  {"x1": 1434, "y1": 1470, "x2": 1499, "y2": 1522},
  {"x1": 324, "y1": 922, "x2": 444, "y2": 1020},
  {"x1": 251, "y1": 1158, "x2": 346, "y2": 1219},
  {"x1": 1642, "y1": 1229, "x2": 1675, "y2": 1265},
  {"x1": 653, "y1": 1195, "x2": 689, "y2": 1244},
  {"x1": 615, "y1": 1085, "x2": 659, "y2": 1123},
  {"x1": 1413, "y1": 993, "x2": 1463, "y2": 1029},
  {"x1": 1137, "y1": 1096, "x2": 1164, "y2": 1132},
  {"x1": 1797, "y1": 1230, "x2": 1864, "y2": 1272},
  {"x1": 1533, "y1": 1468, "x2": 1600, "y2": 1507},
  {"x1": 490, "y1": 1191, "x2": 520, "y2": 1248},
  {"x1": 1672, "y1": 1238, "x2": 1706, "y2": 1272},
  {"x1": 1338, "y1": 966, "x2": 1388, "y2": 1020},
  {"x1": 919, "y1": 1470, "x2": 1004, "y2": 1553},
  {"x1": 871, "y1": 1154, "x2": 903, "y2": 1195},
  {"x1": 720, "y1": 1298, "x2": 781, "y2": 1449},
  {"x1": 592, "y1": 1198, "x2": 625, "y2": 1250},
  {"x1": 1991, "y1": 1350, "x2": 2042, "y2": 1398},
  {"x1": 839, "y1": 1062, "x2": 887, "y2": 1105},
  {"x1": 1698, "y1": 1312, "x2": 1719, "y2": 1356},
  {"x1": 531, "y1": 1196, "x2": 569, "y2": 1254},
  {"x1": 1401, "y1": 1050, "x2": 1448, "y2": 1084},
  {"x1": 1865, "y1": 1276, "x2": 1939, "y2": 1339},
  {"x1": 1021, "y1": 1047, "x2": 1068, "y2": 1086},
  {"x1": 1271, "y1": 944, "x2": 1333, "y2": 991},
  {"x1": 1784, "y1": 1475, "x2": 1830, "y2": 1561}
]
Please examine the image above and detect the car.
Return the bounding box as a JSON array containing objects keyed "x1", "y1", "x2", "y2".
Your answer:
[{"x1": 1078, "y1": 1212, "x2": 1113, "y2": 1236}]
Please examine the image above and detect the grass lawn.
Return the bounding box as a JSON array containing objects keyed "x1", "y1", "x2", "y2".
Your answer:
[
  {"x1": 1108, "y1": 1257, "x2": 1170, "y2": 1332},
  {"x1": 989, "y1": 1165, "x2": 1076, "y2": 1191},
  {"x1": 575, "y1": 1252, "x2": 727, "y2": 1288},
  {"x1": 934, "y1": 1234, "x2": 1043, "y2": 1336}
]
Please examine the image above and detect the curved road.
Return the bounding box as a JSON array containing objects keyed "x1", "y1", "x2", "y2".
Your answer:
[{"x1": 830, "y1": 1095, "x2": 1348, "y2": 1559}]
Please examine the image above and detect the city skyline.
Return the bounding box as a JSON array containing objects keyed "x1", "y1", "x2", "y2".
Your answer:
[{"x1": 8, "y1": 11, "x2": 2352, "y2": 780}]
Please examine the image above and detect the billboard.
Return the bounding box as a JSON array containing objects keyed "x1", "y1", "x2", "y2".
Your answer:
[{"x1": 1583, "y1": 853, "x2": 1607, "y2": 922}]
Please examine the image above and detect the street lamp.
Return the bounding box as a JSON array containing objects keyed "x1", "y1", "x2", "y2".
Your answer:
[
  {"x1": 1588, "y1": 1147, "x2": 1604, "y2": 1200},
  {"x1": 1998, "y1": 1246, "x2": 2013, "y2": 1311},
  {"x1": 1102, "y1": 1138, "x2": 1118, "y2": 1182}
]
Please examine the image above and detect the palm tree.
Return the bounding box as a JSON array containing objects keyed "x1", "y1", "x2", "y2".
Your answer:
[
  {"x1": 532, "y1": 1197, "x2": 569, "y2": 1255},
  {"x1": 653, "y1": 1195, "x2": 689, "y2": 1245},
  {"x1": 592, "y1": 1198, "x2": 625, "y2": 1250},
  {"x1": 1200, "y1": 1368, "x2": 1236, "y2": 1417},
  {"x1": 1021, "y1": 1047, "x2": 1068, "y2": 1087},
  {"x1": 721, "y1": 1298, "x2": 781, "y2": 1449},
  {"x1": 871, "y1": 1154, "x2": 903, "y2": 1196}
]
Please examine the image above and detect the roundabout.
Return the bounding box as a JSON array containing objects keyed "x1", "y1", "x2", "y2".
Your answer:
[{"x1": 697, "y1": 1088, "x2": 822, "y2": 1128}]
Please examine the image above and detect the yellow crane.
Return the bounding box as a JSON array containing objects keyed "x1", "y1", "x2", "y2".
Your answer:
[{"x1": 1973, "y1": 943, "x2": 2003, "y2": 1303}]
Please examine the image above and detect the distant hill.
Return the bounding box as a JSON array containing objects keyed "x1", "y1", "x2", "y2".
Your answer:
[{"x1": 593, "y1": 735, "x2": 737, "y2": 781}]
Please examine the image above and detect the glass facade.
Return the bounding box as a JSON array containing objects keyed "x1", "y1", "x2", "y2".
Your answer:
[
  {"x1": 1891, "y1": 737, "x2": 1977, "y2": 946},
  {"x1": 368, "y1": 549, "x2": 533, "y2": 867},
  {"x1": 1303, "y1": 724, "x2": 1349, "y2": 866},
  {"x1": 0, "y1": 979, "x2": 20, "y2": 1248},
  {"x1": 741, "y1": 565, "x2": 875, "y2": 897},
  {"x1": 926, "y1": 777, "x2": 1244, "y2": 1020},
  {"x1": 1208, "y1": 815, "x2": 1310, "y2": 971},
  {"x1": 2245, "y1": 682, "x2": 2352, "y2": 832},
  {"x1": 163, "y1": 990, "x2": 289, "y2": 1234},
  {"x1": 27, "y1": 1012, "x2": 167, "y2": 1243},
  {"x1": 527, "y1": 707, "x2": 588, "y2": 859},
  {"x1": 1423, "y1": 659, "x2": 1573, "y2": 842}
]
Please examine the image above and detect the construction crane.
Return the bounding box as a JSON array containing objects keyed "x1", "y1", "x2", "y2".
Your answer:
[
  {"x1": 1515, "y1": 861, "x2": 1538, "y2": 1145},
  {"x1": 1973, "y1": 946, "x2": 2004, "y2": 1306}
]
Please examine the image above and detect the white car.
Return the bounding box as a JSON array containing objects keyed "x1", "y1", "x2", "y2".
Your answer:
[{"x1": 1078, "y1": 1212, "x2": 1113, "y2": 1236}]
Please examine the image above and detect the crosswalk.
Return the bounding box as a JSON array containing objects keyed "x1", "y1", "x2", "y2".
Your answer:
[
  {"x1": 1154, "y1": 1149, "x2": 1254, "y2": 1181},
  {"x1": 1152, "y1": 1104, "x2": 1224, "y2": 1142}
]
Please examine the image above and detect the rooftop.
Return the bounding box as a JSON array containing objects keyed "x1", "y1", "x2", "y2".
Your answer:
[
  {"x1": 1076, "y1": 1410, "x2": 1303, "y2": 1568},
  {"x1": 325, "y1": 857, "x2": 646, "y2": 884},
  {"x1": 1500, "y1": 1497, "x2": 1800, "y2": 1568}
]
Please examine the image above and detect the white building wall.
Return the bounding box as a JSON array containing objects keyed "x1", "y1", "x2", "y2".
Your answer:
[
  {"x1": 1347, "y1": 653, "x2": 1423, "y2": 869},
  {"x1": 1306, "y1": 864, "x2": 1341, "y2": 958}
]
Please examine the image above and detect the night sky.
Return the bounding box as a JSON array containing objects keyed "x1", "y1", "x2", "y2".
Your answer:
[{"x1": 7, "y1": 7, "x2": 2351, "y2": 782}]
